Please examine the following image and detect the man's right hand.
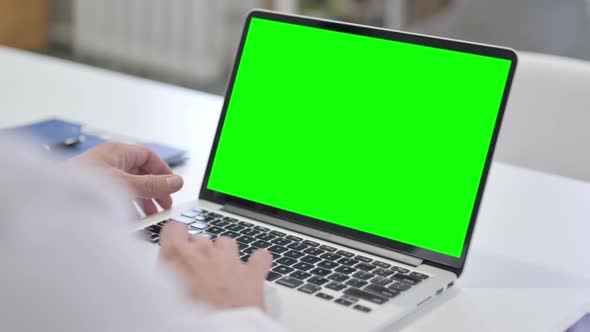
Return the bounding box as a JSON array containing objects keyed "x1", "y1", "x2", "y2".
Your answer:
[{"x1": 159, "y1": 221, "x2": 273, "y2": 311}]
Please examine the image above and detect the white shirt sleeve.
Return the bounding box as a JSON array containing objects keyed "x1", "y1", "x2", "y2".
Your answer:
[{"x1": 0, "y1": 140, "x2": 284, "y2": 332}]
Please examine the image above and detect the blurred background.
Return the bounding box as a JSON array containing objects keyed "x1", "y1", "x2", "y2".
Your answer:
[{"x1": 2, "y1": 0, "x2": 590, "y2": 95}]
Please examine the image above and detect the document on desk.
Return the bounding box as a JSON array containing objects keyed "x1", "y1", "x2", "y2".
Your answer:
[{"x1": 0, "y1": 118, "x2": 187, "y2": 166}]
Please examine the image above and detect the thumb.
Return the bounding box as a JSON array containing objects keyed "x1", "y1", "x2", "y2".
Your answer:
[
  {"x1": 124, "y1": 173, "x2": 184, "y2": 198},
  {"x1": 248, "y1": 248, "x2": 273, "y2": 277}
]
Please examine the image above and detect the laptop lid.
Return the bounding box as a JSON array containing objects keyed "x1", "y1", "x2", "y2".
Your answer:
[{"x1": 199, "y1": 10, "x2": 517, "y2": 274}]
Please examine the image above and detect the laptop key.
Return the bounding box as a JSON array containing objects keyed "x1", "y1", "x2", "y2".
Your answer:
[
  {"x1": 220, "y1": 231, "x2": 241, "y2": 239},
  {"x1": 344, "y1": 288, "x2": 388, "y2": 305},
  {"x1": 200, "y1": 233, "x2": 216, "y2": 241},
  {"x1": 181, "y1": 210, "x2": 200, "y2": 218},
  {"x1": 256, "y1": 233, "x2": 276, "y2": 241},
  {"x1": 303, "y1": 247, "x2": 325, "y2": 256},
  {"x1": 237, "y1": 242, "x2": 248, "y2": 250},
  {"x1": 293, "y1": 262, "x2": 314, "y2": 271},
  {"x1": 254, "y1": 226, "x2": 269, "y2": 232},
  {"x1": 352, "y1": 271, "x2": 374, "y2": 280},
  {"x1": 338, "y1": 258, "x2": 359, "y2": 266},
  {"x1": 287, "y1": 242, "x2": 308, "y2": 251},
  {"x1": 316, "y1": 292, "x2": 334, "y2": 300},
  {"x1": 391, "y1": 274, "x2": 421, "y2": 285},
  {"x1": 284, "y1": 250, "x2": 305, "y2": 259},
  {"x1": 373, "y1": 268, "x2": 394, "y2": 277},
  {"x1": 410, "y1": 272, "x2": 429, "y2": 280},
  {"x1": 266, "y1": 271, "x2": 282, "y2": 282},
  {"x1": 325, "y1": 281, "x2": 347, "y2": 291},
  {"x1": 240, "y1": 228, "x2": 260, "y2": 236},
  {"x1": 300, "y1": 255, "x2": 322, "y2": 264},
  {"x1": 355, "y1": 255, "x2": 372, "y2": 263},
  {"x1": 226, "y1": 224, "x2": 245, "y2": 232},
  {"x1": 271, "y1": 238, "x2": 292, "y2": 246},
  {"x1": 365, "y1": 284, "x2": 399, "y2": 298},
  {"x1": 270, "y1": 230, "x2": 286, "y2": 237},
  {"x1": 388, "y1": 281, "x2": 412, "y2": 292},
  {"x1": 328, "y1": 273, "x2": 350, "y2": 282},
  {"x1": 318, "y1": 260, "x2": 339, "y2": 269},
  {"x1": 307, "y1": 276, "x2": 329, "y2": 286},
  {"x1": 145, "y1": 225, "x2": 160, "y2": 233},
  {"x1": 276, "y1": 256, "x2": 298, "y2": 266},
  {"x1": 268, "y1": 245, "x2": 289, "y2": 254},
  {"x1": 189, "y1": 221, "x2": 208, "y2": 230},
  {"x1": 353, "y1": 304, "x2": 372, "y2": 313},
  {"x1": 210, "y1": 220, "x2": 229, "y2": 227},
  {"x1": 286, "y1": 235, "x2": 303, "y2": 242},
  {"x1": 238, "y1": 221, "x2": 253, "y2": 227},
  {"x1": 276, "y1": 276, "x2": 304, "y2": 289},
  {"x1": 205, "y1": 226, "x2": 225, "y2": 234},
  {"x1": 371, "y1": 276, "x2": 392, "y2": 286},
  {"x1": 336, "y1": 250, "x2": 354, "y2": 257},
  {"x1": 235, "y1": 235, "x2": 256, "y2": 244},
  {"x1": 170, "y1": 215, "x2": 194, "y2": 224},
  {"x1": 391, "y1": 266, "x2": 410, "y2": 274},
  {"x1": 243, "y1": 247, "x2": 257, "y2": 254},
  {"x1": 310, "y1": 267, "x2": 331, "y2": 277},
  {"x1": 302, "y1": 240, "x2": 320, "y2": 247},
  {"x1": 335, "y1": 266, "x2": 356, "y2": 274},
  {"x1": 319, "y1": 245, "x2": 337, "y2": 252},
  {"x1": 273, "y1": 265, "x2": 295, "y2": 275},
  {"x1": 187, "y1": 229, "x2": 201, "y2": 236},
  {"x1": 355, "y1": 263, "x2": 377, "y2": 271},
  {"x1": 290, "y1": 270, "x2": 311, "y2": 280},
  {"x1": 251, "y1": 240, "x2": 272, "y2": 248},
  {"x1": 373, "y1": 261, "x2": 391, "y2": 268},
  {"x1": 346, "y1": 278, "x2": 368, "y2": 288},
  {"x1": 320, "y1": 253, "x2": 342, "y2": 261},
  {"x1": 335, "y1": 298, "x2": 354, "y2": 307},
  {"x1": 298, "y1": 283, "x2": 321, "y2": 294}
]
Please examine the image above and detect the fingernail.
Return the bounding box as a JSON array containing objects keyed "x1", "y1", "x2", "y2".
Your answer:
[{"x1": 166, "y1": 175, "x2": 183, "y2": 192}]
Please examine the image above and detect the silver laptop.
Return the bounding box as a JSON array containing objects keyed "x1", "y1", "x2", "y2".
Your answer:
[{"x1": 136, "y1": 10, "x2": 517, "y2": 332}]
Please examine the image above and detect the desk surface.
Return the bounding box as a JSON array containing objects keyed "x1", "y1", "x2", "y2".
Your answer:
[{"x1": 1, "y1": 47, "x2": 589, "y2": 331}]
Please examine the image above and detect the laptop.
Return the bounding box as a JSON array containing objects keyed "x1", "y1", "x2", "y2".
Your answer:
[{"x1": 136, "y1": 10, "x2": 517, "y2": 332}]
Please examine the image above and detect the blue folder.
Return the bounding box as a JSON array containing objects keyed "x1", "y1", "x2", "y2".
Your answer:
[{"x1": 1, "y1": 119, "x2": 187, "y2": 166}]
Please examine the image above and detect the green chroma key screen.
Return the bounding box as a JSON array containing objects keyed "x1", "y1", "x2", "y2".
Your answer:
[{"x1": 207, "y1": 17, "x2": 512, "y2": 257}]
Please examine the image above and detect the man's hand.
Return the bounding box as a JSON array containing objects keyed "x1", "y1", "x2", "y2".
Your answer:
[
  {"x1": 74, "y1": 142, "x2": 184, "y2": 215},
  {"x1": 159, "y1": 221, "x2": 273, "y2": 311}
]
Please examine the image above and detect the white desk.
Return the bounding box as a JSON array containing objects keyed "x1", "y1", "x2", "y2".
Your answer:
[{"x1": 1, "y1": 47, "x2": 589, "y2": 331}]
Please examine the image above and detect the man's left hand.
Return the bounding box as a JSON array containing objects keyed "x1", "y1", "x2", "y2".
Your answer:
[{"x1": 73, "y1": 142, "x2": 184, "y2": 215}]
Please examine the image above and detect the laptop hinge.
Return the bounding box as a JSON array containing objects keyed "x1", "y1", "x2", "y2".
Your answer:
[{"x1": 223, "y1": 204, "x2": 423, "y2": 267}]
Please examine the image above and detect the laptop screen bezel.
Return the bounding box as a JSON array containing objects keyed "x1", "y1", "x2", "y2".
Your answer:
[{"x1": 199, "y1": 10, "x2": 518, "y2": 273}]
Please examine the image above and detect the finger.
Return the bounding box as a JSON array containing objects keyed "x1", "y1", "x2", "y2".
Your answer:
[
  {"x1": 156, "y1": 195, "x2": 173, "y2": 210},
  {"x1": 159, "y1": 221, "x2": 189, "y2": 258},
  {"x1": 117, "y1": 144, "x2": 174, "y2": 176},
  {"x1": 123, "y1": 173, "x2": 184, "y2": 199},
  {"x1": 188, "y1": 234, "x2": 214, "y2": 255},
  {"x1": 213, "y1": 236, "x2": 240, "y2": 257},
  {"x1": 248, "y1": 249, "x2": 273, "y2": 276},
  {"x1": 140, "y1": 198, "x2": 159, "y2": 215},
  {"x1": 135, "y1": 169, "x2": 174, "y2": 209}
]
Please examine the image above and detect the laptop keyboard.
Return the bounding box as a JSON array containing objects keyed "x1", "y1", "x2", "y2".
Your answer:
[{"x1": 139, "y1": 208, "x2": 430, "y2": 313}]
